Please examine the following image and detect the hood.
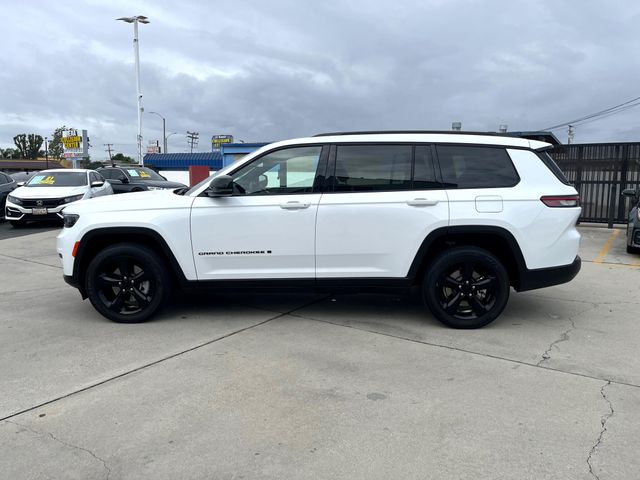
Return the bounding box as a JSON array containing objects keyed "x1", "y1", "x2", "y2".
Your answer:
[
  {"x1": 63, "y1": 189, "x2": 194, "y2": 215},
  {"x1": 10, "y1": 185, "x2": 88, "y2": 199}
]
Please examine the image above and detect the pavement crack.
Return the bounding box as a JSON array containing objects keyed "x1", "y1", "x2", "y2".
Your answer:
[
  {"x1": 586, "y1": 381, "x2": 614, "y2": 480},
  {"x1": 536, "y1": 304, "x2": 597, "y2": 367},
  {"x1": 5, "y1": 420, "x2": 111, "y2": 479}
]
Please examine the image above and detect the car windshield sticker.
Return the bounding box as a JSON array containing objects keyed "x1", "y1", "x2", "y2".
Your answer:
[
  {"x1": 30, "y1": 175, "x2": 46, "y2": 184},
  {"x1": 139, "y1": 170, "x2": 151, "y2": 178},
  {"x1": 127, "y1": 169, "x2": 140, "y2": 177},
  {"x1": 31, "y1": 175, "x2": 55, "y2": 185}
]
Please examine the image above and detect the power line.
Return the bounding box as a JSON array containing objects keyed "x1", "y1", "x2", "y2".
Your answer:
[{"x1": 542, "y1": 95, "x2": 640, "y2": 131}]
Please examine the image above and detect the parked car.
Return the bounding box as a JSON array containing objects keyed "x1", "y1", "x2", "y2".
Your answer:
[
  {"x1": 0, "y1": 172, "x2": 18, "y2": 219},
  {"x1": 58, "y1": 131, "x2": 581, "y2": 328},
  {"x1": 98, "y1": 166, "x2": 186, "y2": 193},
  {"x1": 5, "y1": 169, "x2": 113, "y2": 227},
  {"x1": 10, "y1": 171, "x2": 40, "y2": 184},
  {"x1": 622, "y1": 188, "x2": 640, "y2": 253}
]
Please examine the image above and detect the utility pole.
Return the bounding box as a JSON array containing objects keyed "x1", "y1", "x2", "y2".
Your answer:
[
  {"x1": 567, "y1": 125, "x2": 575, "y2": 144},
  {"x1": 45, "y1": 136, "x2": 49, "y2": 169},
  {"x1": 149, "y1": 112, "x2": 166, "y2": 153},
  {"x1": 186, "y1": 131, "x2": 199, "y2": 153},
  {"x1": 104, "y1": 143, "x2": 114, "y2": 164}
]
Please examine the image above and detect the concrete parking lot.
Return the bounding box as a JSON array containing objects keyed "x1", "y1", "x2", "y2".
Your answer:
[{"x1": 0, "y1": 224, "x2": 638, "y2": 479}]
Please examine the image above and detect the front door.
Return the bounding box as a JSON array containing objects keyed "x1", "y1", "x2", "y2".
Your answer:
[{"x1": 191, "y1": 145, "x2": 326, "y2": 280}]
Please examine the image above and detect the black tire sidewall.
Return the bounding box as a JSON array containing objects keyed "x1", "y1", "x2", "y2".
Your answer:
[
  {"x1": 423, "y1": 246, "x2": 510, "y2": 329},
  {"x1": 86, "y1": 243, "x2": 169, "y2": 323}
]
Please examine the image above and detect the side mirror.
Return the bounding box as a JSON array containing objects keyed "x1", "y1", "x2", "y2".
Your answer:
[
  {"x1": 622, "y1": 188, "x2": 637, "y2": 198},
  {"x1": 207, "y1": 175, "x2": 234, "y2": 197},
  {"x1": 120, "y1": 176, "x2": 129, "y2": 184},
  {"x1": 91, "y1": 181, "x2": 104, "y2": 188},
  {"x1": 17, "y1": 181, "x2": 25, "y2": 187}
]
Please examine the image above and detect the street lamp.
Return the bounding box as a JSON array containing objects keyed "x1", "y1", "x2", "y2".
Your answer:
[
  {"x1": 149, "y1": 111, "x2": 166, "y2": 153},
  {"x1": 116, "y1": 15, "x2": 150, "y2": 166}
]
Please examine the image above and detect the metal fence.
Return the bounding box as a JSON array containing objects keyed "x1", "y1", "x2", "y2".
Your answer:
[{"x1": 550, "y1": 143, "x2": 640, "y2": 226}]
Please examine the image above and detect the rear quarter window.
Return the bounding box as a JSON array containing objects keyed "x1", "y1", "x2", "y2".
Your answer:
[{"x1": 436, "y1": 145, "x2": 520, "y2": 189}]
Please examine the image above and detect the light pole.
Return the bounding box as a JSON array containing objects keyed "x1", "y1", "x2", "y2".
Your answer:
[
  {"x1": 44, "y1": 136, "x2": 49, "y2": 169},
  {"x1": 117, "y1": 15, "x2": 150, "y2": 166},
  {"x1": 165, "y1": 132, "x2": 178, "y2": 153},
  {"x1": 149, "y1": 111, "x2": 166, "y2": 153}
]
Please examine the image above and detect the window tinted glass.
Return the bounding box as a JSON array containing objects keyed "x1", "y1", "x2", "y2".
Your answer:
[
  {"x1": 0, "y1": 173, "x2": 7, "y2": 184},
  {"x1": 233, "y1": 146, "x2": 322, "y2": 195},
  {"x1": 333, "y1": 145, "x2": 412, "y2": 192},
  {"x1": 413, "y1": 146, "x2": 440, "y2": 189},
  {"x1": 90, "y1": 172, "x2": 100, "y2": 183},
  {"x1": 437, "y1": 146, "x2": 519, "y2": 188},
  {"x1": 100, "y1": 169, "x2": 114, "y2": 179}
]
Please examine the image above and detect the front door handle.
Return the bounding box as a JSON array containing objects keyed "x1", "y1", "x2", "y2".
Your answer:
[
  {"x1": 407, "y1": 198, "x2": 439, "y2": 206},
  {"x1": 280, "y1": 201, "x2": 311, "y2": 210}
]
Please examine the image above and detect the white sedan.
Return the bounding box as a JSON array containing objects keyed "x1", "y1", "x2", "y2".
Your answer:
[{"x1": 5, "y1": 169, "x2": 113, "y2": 227}]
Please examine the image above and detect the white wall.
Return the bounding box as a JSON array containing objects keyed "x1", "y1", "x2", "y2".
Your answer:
[{"x1": 159, "y1": 170, "x2": 191, "y2": 186}]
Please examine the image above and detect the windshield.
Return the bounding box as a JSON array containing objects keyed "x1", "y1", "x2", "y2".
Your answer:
[
  {"x1": 26, "y1": 172, "x2": 87, "y2": 187},
  {"x1": 124, "y1": 167, "x2": 165, "y2": 181}
]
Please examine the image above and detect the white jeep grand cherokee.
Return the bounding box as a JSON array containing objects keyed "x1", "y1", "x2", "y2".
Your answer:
[{"x1": 57, "y1": 132, "x2": 581, "y2": 328}]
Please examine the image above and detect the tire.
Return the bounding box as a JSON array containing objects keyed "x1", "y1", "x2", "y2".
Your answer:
[
  {"x1": 423, "y1": 246, "x2": 510, "y2": 329},
  {"x1": 627, "y1": 244, "x2": 640, "y2": 254},
  {"x1": 9, "y1": 220, "x2": 25, "y2": 228},
  {"x1": 85, "y1": 243, "x2": 170, "y2": 323}
]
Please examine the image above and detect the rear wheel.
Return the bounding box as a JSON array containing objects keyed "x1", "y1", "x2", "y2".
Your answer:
[
  {"x1": 85, "y1": 243, "x2": 169, "y2": 323},
  {"x1": 423, "y1": 246, "x2": 510, "y2": 329}
]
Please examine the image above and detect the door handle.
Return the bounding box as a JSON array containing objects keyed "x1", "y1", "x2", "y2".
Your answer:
[
  {"x1": 279, "y1": 201, "x2": 311, "y2": 210},
  {"x1": 406, "y1": 198, "x2": 438, "y2": 206}
]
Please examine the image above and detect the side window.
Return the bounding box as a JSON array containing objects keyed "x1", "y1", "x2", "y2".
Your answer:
[
  {"x1": 90, "y1": 172, "x2": 100, "y2": 183},
  {"x1": 333, "y1": 145, "x2": 412, "y2": 192},
  {"x1": 0, "y1": 173, "x2": 7, "y2": 185},
  {"x1": 413, "y1": 146, "x2": 440, "y2": 189},
  {"x1": 232, "y1": 146, "x2": 322, "y2": 195},
  {"x1": 100, "y1": 170, "x2": 113, "y2": 180},
  {"x1": 436, "y1": 145, "x2": 519, "y2": 189}
]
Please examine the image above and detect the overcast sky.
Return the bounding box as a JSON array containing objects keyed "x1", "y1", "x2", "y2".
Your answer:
[{"x1": 2, "y1": 0, "x2": 640, "y2": 159}]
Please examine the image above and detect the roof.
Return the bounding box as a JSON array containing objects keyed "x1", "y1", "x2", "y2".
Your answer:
[
  {"x1": 143, "y1": 152, "x2": 223, "y2": 169},
  {"x1": 0, "y1": 159, "x2": 63, "y2": 170},
  {"x1": 507, "y1": 131, "x2": 562, "y2": 146},
  {"x1": 271, "y1": 132, "x2": 550, "y2": 150}
]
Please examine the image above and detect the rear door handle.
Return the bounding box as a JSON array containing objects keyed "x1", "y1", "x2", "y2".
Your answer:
[
  {"x1": 406, "y1": 198, "x2": 439, "y2": 206},
  {"x1": 280, "y1": 201, "x2": 311, "y2": 210}
]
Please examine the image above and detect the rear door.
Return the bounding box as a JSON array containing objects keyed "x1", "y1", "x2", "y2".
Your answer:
[{"x1": 315, "y1": 144, "x2": 449, "y2": 278}]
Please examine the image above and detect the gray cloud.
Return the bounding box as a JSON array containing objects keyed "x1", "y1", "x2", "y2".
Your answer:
[{"x1": 2, "y1": 0, "x2": 640, "y2": 160}]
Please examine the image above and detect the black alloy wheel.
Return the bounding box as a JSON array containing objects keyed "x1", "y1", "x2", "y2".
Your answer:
[
  {"x1": 86, "y1": 243, "x2": 169, "y2": 323},
  {"x1": 423, "y1": 246, "x2": 509, "y2": 329}
]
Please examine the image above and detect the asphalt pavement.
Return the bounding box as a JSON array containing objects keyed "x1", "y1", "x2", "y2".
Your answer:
[
  {"x1": 0, "y1": 226, "x2": 639, "y2": 479},
  {"x1": 0, "y1": 219, "x2": 61, "y2": 240}
]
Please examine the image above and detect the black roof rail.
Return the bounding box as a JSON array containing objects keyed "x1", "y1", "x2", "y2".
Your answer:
[{"x1": 312, "y1": 130, "x2": 520, "y2": 137}]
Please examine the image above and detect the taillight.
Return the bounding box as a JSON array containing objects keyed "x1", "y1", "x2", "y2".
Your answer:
[{"x1": 540, "y1": 195, "x2": 580, "y2": 208}]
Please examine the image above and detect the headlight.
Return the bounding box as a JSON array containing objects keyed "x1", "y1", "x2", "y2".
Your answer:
[
  {"x1": 62, "y1": 194, "x2": 85, "y2": 204},
  {"x1": 7, "y1": 195, "x2": 22, "y2": 206},
  {"x1": 146, "y1": 186, "x2": 164, "y2": 191},
  {"x1": 63, "y1": 214, "x2": 80, "y2": 228}
]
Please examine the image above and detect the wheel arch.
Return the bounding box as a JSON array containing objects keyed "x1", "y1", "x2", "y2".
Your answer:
[
  {"x1": 408, "y1": 226, "x2": 527, "y2": 289},
  {"x1": 73, "y1": 227, "x2": 189, "y2": 297}
]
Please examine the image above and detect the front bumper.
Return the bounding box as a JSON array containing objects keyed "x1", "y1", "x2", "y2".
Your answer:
[
  {"x1": 516, "y1": 256, "x2": 582, "y2": 292},
  {"x1": 5, "y1": 201, "x2": 67, "y2": 221}
]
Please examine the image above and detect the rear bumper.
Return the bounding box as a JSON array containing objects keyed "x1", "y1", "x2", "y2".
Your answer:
[{"x1": 516, "y1": 256, "x2": 581, "y2": 292}]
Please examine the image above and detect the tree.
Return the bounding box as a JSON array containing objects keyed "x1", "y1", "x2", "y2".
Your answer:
[
  {"x1": 48, "y1": 126, "x2": 66, "y2": 160},
  {"x1": 13, "y1": 133, "x2": 43, "y2": 159},
  {"x1": 1, "y1": 147, "x2": 20, "y2": 159},
  {"x1": 111, "y1": 153, "x2": 135, "y2": 164}
]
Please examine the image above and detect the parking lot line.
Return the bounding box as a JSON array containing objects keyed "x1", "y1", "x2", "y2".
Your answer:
[{"x1": 593, "y1": 228, "x2": 621, "y2": 264}]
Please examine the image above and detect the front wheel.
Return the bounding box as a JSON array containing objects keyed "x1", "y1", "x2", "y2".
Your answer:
[
  {"x1": 85, "y1": 243, "x2": 169, "y2": 323},
  {"x1": 423, "y1": 246, "x2": 510, "y2": 329}
]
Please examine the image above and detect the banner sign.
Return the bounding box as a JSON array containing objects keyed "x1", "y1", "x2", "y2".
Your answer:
[{"x1": 211, "y1": 134, "x2": 233, "y2": 151}]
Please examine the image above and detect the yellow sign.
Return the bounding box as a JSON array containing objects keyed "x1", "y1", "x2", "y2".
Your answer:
[
  {"x1": 62, "y1": 136, "x2": 81, "y2": 149},
  {"x1": 39, "y1": 176, "x2": 56, "y2": 185}
]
